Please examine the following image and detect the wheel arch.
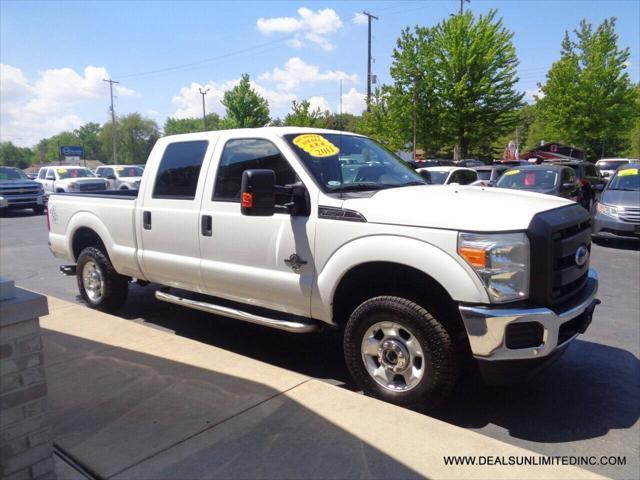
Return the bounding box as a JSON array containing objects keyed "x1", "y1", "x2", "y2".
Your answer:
[{"x1": 313, "y1": 235, "x2": 489, "y2": 325}]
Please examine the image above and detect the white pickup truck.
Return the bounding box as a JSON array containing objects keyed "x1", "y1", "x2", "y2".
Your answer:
[{"x1": 47, "y1": 127, "x2": 600, "y2": 407}]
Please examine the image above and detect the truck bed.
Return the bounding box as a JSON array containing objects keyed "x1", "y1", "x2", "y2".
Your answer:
[{"x1": 48, "y1": 190, "x2": 143, "y2": 279}]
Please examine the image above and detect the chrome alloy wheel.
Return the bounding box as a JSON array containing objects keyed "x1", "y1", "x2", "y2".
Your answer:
[
  {"x1": 361, "y1": 321, "x2": 425, "y2": 392},
  {"x1": 82, "y1": 260, "x2": 104, "y2": 302}
]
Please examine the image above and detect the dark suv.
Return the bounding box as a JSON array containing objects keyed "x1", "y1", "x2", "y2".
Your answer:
[{"x1": 543, "y1": 160, "x2": 605, "y2": 210}]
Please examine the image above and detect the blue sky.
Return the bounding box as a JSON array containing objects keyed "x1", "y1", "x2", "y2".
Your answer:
[{"x1": 1, "y1": 0, "x2": 638, "y2": 146}]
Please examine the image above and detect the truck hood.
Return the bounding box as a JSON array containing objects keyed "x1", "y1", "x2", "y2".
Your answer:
[
  {"x1": 601, "y1": 189, "x2": 640, "y2": 208},
  {"x1": 119, "y1": 176, "x2": 142, "y2": 183},
  {"x1": 341, "y1": 185, "x2": 573, "y2": 231},
  {"x1": 0, "y1": 180, "x2": 41, "y2": 189}
]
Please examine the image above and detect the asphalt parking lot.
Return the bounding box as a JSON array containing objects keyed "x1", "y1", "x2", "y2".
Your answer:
[{"x1": 1, "y1": 209, "x2": 639, "y2": 479}]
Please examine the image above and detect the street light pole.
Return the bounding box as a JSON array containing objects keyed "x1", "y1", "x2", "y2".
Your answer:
[
  {"x1": 362, "y1": 11, "x2": 378, "y2": 112},
  {"x1": 199, "y1": 87, "x2": 210, "y2": 131}
]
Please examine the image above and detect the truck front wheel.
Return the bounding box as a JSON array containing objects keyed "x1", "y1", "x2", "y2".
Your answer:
[
  {"x1": 76, "y1": 247, "x2": 128, "y2": 312},
  {"x1": 344, "y1": 296, "x2": 458, "y2": 409}
]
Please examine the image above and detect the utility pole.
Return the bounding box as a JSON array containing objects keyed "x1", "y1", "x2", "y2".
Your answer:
[
  {"x1": 199, "y1": 87, "x2": 210, "y2": 131},
  {"x1": 339, "y1": 79, "x2": 343, "y2": 131},
  {"x1": 362, "y1": 11, "x2": 378, "y2": 112},
  {"x1": 103, "y1": 78, "x2": 119, "y2": 164}
]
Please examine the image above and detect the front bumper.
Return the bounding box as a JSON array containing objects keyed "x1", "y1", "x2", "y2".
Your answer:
[
  {"x1": 0, "y1": 193, "x2": 45, "y2": 209},
  {"x1": 593, "y1": 212, "x2": 640, "y2": 239},
  {"x1": 459, "y1": 269, "x2": 599, "y2": 361}
]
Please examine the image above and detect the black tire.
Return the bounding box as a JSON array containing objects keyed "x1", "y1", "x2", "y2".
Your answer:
[
  {"x1": 33, "y1": 205, "x2": 45, "y2": 215},
  {"x1": 76, "y1": 246, "x2": 128, "y2": 312},
  {"x1": 344, "y1": 296, "x2": 458, "y2": 409}
]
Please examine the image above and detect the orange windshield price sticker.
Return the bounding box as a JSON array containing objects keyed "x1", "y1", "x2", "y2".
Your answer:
[{"x1": 293, "y1": 134, "x2": 340, "y2": 158}]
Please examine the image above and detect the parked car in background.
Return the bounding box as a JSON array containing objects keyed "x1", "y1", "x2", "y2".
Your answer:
[
  {"x1": 36, "y1": 166, "x2": 108, "y2": 195},
  {"x1": 593, "y1": 164, "x2": 640, "y2": 241},
  {"x1": 0, "y1": 166, "x2": 46, "y2": 215},
  {"x1": 95, "y1": 165, "x2": 144, "y2": 190},
  {"x1": 543, "y1": 160, "x2": 605, "y2": 210},
  {"x1": 595, "y1": 158, "x2": 634, "y2": 180},
  {"x1": 407, "y1": 159, "x2": 455, "y2": 169},
  {"x1": 418, "y1": 166, "x2": 478, "y2": 185},
  {"x1": 472, "y1": 165, "x2": 509, "y2": 186},
  {"x1": 495, "y1": 165, "x2": 582, "y2": 204},
  {"x1": 455, "y1": 159, "x2": 485, "y2": 167}
]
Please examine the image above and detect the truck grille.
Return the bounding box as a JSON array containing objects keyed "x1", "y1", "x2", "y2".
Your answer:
[
  {"x1": 0, "y1": 186, "x2": 41, "y2": 196},
  {"x1": 619, "y1": 207, "x2": 640, "y2": 224},
  {"x1": 528, "y1": 205, "x2": 591, "y2": 308},
  {"x1": 79, "y1": 182, "x2": 106, "y2": 192}
]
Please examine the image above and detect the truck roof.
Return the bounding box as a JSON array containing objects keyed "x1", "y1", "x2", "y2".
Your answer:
[{"x1": 160, "y1": 126, "x2": 364, "y2": 143}]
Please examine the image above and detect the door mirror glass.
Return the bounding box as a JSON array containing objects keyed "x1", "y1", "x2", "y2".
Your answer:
[
  {"x1": 240, "y1": 169, "x2": 275, "y2": 216},
  {"x1": 561, "y1": 182, "x2": 575, "y2": 191}
]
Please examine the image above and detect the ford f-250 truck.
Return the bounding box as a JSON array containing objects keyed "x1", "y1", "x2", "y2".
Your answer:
[{"x1": 47, "y1": 127, "x2": 600, "y2": 407}]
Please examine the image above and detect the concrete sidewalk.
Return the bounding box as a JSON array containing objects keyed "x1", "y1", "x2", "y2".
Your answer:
[{"x1": 40, "y1": 295, "x2": 603, "y2": 480}]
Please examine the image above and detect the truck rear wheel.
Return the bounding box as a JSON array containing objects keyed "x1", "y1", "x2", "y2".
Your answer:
[
  {"x1": 344, "y1": 296, "x2": 458, "y2": 409},
  {"x1": 76, "y1": 247, "x2": 128, "y2": 312}
]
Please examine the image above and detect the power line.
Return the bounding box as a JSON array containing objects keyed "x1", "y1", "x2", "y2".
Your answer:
[
  {"x1": 362, "y1": 11, "x2": 379, "y2": 112},
  {"x1": 103, "y1": 78, "x2": 119, "y2": 164}
]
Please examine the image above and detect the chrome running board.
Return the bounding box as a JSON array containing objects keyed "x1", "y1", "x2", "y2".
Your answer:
[{"x1": 155, "y1": 289, "x2": 318, "y2": 333}]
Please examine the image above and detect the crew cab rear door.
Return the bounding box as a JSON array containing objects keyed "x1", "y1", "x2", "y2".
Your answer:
[
  {"x1": 137, "y1": 138, "x2": 215, "y2": 290},
  {"x1": 197, "y1": 133, "x2": 316, "y2": 317}
]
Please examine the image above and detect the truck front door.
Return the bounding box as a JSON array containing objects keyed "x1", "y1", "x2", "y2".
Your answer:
[
  {"x1": 137, "y1": 139, "x2": 213, "y2": 290},
  {"x1": 198, "y1": 136, "x2": 315, "y2": 317}
]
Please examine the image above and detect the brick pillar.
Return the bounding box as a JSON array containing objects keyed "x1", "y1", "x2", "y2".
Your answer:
[{"x1": 0, "y1": 278, "x2": 54, "y2": 480}]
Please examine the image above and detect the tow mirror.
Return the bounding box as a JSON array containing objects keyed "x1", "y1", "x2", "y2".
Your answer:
[
  {"x1": 561, "y1": 182, "x2": 576, "y2": 191},
  {"x1": 240, "y1": 169, "x2": 276, "y2": 216}
]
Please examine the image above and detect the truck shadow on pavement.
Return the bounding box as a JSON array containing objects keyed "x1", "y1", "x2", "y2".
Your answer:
[
  {"x1": 43, "y1": 329, "x2": 424, "y2": 480},
  {"x1": 114, "y1": 285, "x2": 640, "y2": 447}
]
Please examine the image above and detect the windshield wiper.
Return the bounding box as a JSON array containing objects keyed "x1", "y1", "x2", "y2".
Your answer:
[{"x1": 329, "y1": 183, "x2": 391, "y2": 192}]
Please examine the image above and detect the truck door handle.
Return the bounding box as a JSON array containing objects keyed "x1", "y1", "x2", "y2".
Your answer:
[
  {"x1": 143, "y1": 211, "x2": 152, "y2": 230},
  {"x1": 201, "y1": 215, "x2": 212, "y2": 236}
]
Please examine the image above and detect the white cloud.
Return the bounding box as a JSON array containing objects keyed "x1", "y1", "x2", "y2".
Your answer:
[
  {"x1": 341, "y1": 88, "x2": 366, "y2": 115},
  {"x1": 170, "y1": 79, "x2": 296, "y2": 120},
  {"x1": 308, "y1": 96, "x2": 331, "y2": 113},
  {"x1": 524, "y1": 86, "x2": 544, "y2": 103},
  {"x1": 257, "y1": 7, "x2": 342, "y2": 51},
  {"x1": 259, "y1": 57, "x2": 357, "y2": 91},
  {"x1": 0, "y1": 64, "x2": 136, "y2": 146},
  {"x1": 146, "y1": 109, "x2": 160, "y2": 117},
  {"x1": 352, "y1": 12, "x2": 368, "y2": 25}
]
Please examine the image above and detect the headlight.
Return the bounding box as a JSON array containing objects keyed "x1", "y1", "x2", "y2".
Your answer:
[
  {"x1": 458, "y1": 232, "x2": 530, "y2": 303},
  {"x1": 596, "y1": 202, "x2": 619, "y2": 217}
]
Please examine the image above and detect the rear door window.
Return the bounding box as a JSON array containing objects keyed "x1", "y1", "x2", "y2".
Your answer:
[{"x1": 153, "y1": 141, "x2": 209, "y2": 199}]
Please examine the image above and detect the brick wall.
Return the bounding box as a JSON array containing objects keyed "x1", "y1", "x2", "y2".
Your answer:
[{"x1": 0, "y1": 279, "x2": 53, "y2": 480}]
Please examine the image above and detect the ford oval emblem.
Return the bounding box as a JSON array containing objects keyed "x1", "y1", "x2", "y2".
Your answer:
[{"x1": 575, "y1": 244, "x2": 589, "y2": 267}]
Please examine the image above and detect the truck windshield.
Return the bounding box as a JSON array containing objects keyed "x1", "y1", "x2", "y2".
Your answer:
[
  {"x1": 496, "y1": 169, "x2": 559, "y2": 191},
  {"x1": 608, "y1": 168, "x2": 640, "y2": 191},
  {"x1": 284, "y1": 133, "x2": 426, "y2": 192},
  {"x1": 116, "y1": 166, "x2": 143, "y2": 177},
  {"x1": 57, "y1": 168, "x2": 95, "y2": 179},
  {"x1": 0, "y1": 167, "x2": 29, "y2": 180}
]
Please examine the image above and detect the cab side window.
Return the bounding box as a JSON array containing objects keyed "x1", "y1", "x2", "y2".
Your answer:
[
  {"x1": 38, "y1": 169, "x2": 46, "y2": 180},
  {"x1": 153, "y1": 141, "x2": 209, "y2": 199},
  {"x1": 213, "y1": 138, "x2": 297, "y2": 202}
]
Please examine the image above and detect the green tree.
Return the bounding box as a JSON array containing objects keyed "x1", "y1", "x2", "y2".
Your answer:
[
  {"x1": 431, "y1": 10, "x2": 523, "y2": 157},
  {"x1": 221, "y1": 74, "x2": 270, "y2": 128},
  {"x1": 537, "y1": 18, "x2": 636, "y2": 159},
  {"x1": 0, "y1": 142, "x2": 35, "y2": 168},
  {"x1": 388, "y1": 11, "x2": 523, "y2": 157},
  {"x1": 74, "y1": 122, "x2": 102, "y2": 160},
  {"x1": 322, "y1": 113, "x2": 360, "y2": 132},
  {"x1": 164, "y1": 114, "x2": 221, "y2": 135},
  {"x1": 357, "y1": 88, "x2": 405, "y2": 151},
  {"x1": 100, "y1": 114, "x2": 160, "y2": 164},
  {"x1": 284, "y1": 100, "x2": 324, "y2": 127}
]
